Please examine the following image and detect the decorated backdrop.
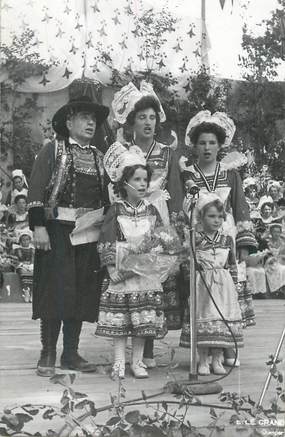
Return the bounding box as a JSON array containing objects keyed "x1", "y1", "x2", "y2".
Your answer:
[{"x1": 0, "y1": 0, "x2": 218, "y2": 95}]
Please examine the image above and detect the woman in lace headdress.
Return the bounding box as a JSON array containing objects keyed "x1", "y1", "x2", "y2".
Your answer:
[
  {"x1": 111, "y1": 82, "x2": 184, "y2": 368},
  {"x1": 179, "y1": 110, "x2": 255, "y2": 367}
]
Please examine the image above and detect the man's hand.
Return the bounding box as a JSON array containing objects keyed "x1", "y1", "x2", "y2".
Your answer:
[{"x1": 33, "y1": 226, "x2": 51, "y2": 251}]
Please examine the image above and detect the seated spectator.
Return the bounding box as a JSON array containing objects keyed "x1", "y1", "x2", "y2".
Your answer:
[
  {"x1": 273, "y1": 198, "x2": 285, "y2": 233},
  {"x1": 0, "y1": 223, "x2": 18, "y2": 273},
  {"x1": 267, "y1": 223, "x2": 285, "y2": 257},
  {"x1": 259, "y1": 200, "x2": 275, "y2": 226},
  {"x1": 255, "y1": 223, "x2": 269, "y2": 251},
  {"x1": 243, "y1": 176, "x2": 259, "y2": 218},
  {"x1": 5, "y1": 169, "x2": 28, "y2": 207},
  {"x1": 9, "y1": 194, "x2": 28, "y2": 230},
  {"x1": 247, "y1": 223, "x2": 269, "y2": 298},
  {"x1": 258, "y1": 180, "x2": 282, "y2": 217},
  {"x1": 264, "y1": 223, "x2": 285, "y2": 298},
  {"x1": 14, "y1": 229, "x2": 34, "y2": 303}
]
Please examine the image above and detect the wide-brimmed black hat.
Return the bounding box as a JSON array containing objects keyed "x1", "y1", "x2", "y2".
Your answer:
[{"x1": 52, "y1": 95, "x2": 109, "y2": 138}]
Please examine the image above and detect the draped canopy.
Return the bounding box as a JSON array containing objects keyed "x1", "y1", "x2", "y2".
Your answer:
[{"x1": 1, "y1": 0, "x2": 241, "y2": 96}]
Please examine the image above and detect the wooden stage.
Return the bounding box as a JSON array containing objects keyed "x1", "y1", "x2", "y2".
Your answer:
[{"x1": 0, "y1": 300, "x2": 284, "y2": 435}]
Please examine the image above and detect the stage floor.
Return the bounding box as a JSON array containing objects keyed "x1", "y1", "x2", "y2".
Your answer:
[{"x1": 0, "y1": 300, "x2": 284, "y2": 435}]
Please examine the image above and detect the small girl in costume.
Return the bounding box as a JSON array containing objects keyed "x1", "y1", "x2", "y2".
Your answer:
[
  {"x1": 180, "y1": 194, "x2": 243, "y2": 375},
  {"x1": 96, "y1": 143, "x2": 166, "y2": 379}
]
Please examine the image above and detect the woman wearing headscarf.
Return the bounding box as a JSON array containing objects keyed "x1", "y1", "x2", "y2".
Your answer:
[{"x1": 6, "y1": 169, "x2": 28, "y2": 207}]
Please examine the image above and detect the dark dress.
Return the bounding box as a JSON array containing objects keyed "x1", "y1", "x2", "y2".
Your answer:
[{"x1": 28, "y1": 139, "x2": 109, "y2": 322}]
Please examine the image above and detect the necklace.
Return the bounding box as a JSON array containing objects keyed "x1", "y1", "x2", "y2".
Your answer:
[
  {"x1": 124, "y1": 200, "x2": 143, "y2": 225},
  {"x1": 203, "y1": 231, "x2": 220, "y2": 257},
  {"x1": 131, "y1": 139, "x2": 156, "y2": 160},
  {"x1": 194, "y1": 163, "x2": 220, "y2": 192}
]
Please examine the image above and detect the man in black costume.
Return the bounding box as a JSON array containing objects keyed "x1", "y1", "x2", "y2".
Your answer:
[{"x1": 28, "y1": 95, "x2": 109, "y2": 376}]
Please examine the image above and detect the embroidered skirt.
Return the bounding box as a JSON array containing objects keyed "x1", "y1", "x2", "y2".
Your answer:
[
  {"x1": 96, "y1": 278, "x2": 167, "y2": 338},
  {"x1": 180, "y1": 268, "x2": 244, "y2": 349},
  {"x1": 163, "y1": 271, "x2": 186, "y2": 330}
]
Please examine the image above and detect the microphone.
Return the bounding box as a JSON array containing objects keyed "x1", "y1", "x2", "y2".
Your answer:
[
  {"x1": 185, "y1": 180, "x2": 200, "y2": 196},
  {"x1": 124, "y1": 182, "x2": 138, "y2": 192}
]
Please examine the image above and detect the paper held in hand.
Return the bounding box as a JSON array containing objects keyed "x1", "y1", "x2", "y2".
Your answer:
[{"x1": 70, "y1": 207, "x2": 105, "y2": 246}]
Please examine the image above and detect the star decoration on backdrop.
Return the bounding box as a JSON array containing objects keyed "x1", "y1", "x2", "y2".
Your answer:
[
  {"x1": 75, "y1": 21, "x2": 83, "y2": 31},
  {"x1": 69, "y1": 43, "x2": 78, "y2": 55},
  {"x1": 56, "y1": 28, "x2": 65, "y2": 38},
  {"x1": 183, "y1": 79, "x2": 191, "y2": 93},
  {"x1": 157, "y1": 58, "x2": 166, "y2": 69},
  {"x1": 131, "y1": 27, "x2": 140, "y2": 38},
  {"x1": 39, "y1": 73, "x2": 50, "y2": 86},
  {"x1": 64, "y1": 5, "x2": 71, "y2": 14},
  {"x1": 187, "y1": 26, "x2": 196, "y2": 38},
  {"x1": 62, "y1": 67, "x2": 73, "y2": 79},
  {"x1": 179, "y1": 62, "x2": 188, "y2": 73},
  {"x1": 98, "y1": 26, "x2": 107, "y2": 37},
  {"x1": 193, "y1": 48, "x2": 200, "y2": 57},
  {"x1": 173, "y1": 38, "x2": 183, "y2": 53},
  {"x1": 112, "y1": 14, "x2": 121, "y2": 25},
  {"x1": 91, "y1": 2, "x2": 100, "y2": 13},
  {"x1": 86, "y1": 35, "x2": 94, "y2": 49},
  {"x1": 91, "y1": 62, "x2": 100, "y2": 73},
  {"x1": 119, "y1": 39, "x2": 128, "y2": 50},
  {"x1": 42, "y1": 12, "x2": 53, "y2": 23}
]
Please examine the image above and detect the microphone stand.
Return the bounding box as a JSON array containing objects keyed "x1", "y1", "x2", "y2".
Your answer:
[
  {"x1": 165, "y1": 190, "x2": 223, "y2": 395},
  {"x1": 188, "y1": 191, "x2": 199, "y2": 381}
]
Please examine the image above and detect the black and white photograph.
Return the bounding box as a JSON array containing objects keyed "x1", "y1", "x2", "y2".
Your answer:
[{"x1": 0, "y1": 0, "x2": 285, "y2": 436}]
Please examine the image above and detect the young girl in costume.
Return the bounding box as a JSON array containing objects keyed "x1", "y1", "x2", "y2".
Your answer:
[
  {"x1": 96, "y1": 143, "x2": 166, "y2": 379},
  {"x1": 180, "y1": 194, "x2": 244, "y2": 375},
  {"x1": 112, "y1": 81, "x2": 184, "y2": 368}
]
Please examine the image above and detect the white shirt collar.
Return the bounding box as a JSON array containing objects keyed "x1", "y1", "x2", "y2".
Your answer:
[{"x1": 69, "y1": 137, "x2": 90, "y2": 149}]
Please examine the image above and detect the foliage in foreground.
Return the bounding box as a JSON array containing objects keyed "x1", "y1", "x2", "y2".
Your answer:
[{"x1": 0, "y1": 351, "x2": 284, "y2": 437}]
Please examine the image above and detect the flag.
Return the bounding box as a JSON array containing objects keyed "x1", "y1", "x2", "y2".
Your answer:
[{"x1": 201, "y1": 20, "x2": 211, "y2": 71}]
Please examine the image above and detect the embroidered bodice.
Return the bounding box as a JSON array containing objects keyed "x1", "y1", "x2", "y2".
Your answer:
[
  {"x1": 129, "y1": 141, "x2": 171, "y2": 193},
  {"x1": 117, "y1": 201, "x2": 157, "y2": 244},
  {"x1": 196, "y1": 232, "x2": 237, "y2": 282},
  {"x1": 98, "y1": 200, "x2": 162, "y2": 266},
  {"x1": 46, "y1": 143, "x2": 105, "y2": 210},
  {"x1": 182, "y1": 163, "x2": 232, "y2": 211}
]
